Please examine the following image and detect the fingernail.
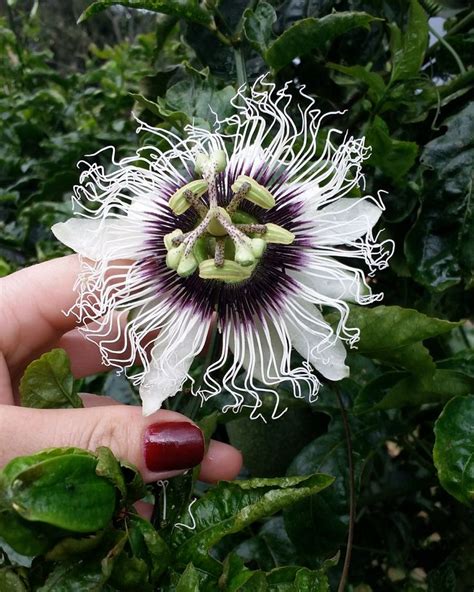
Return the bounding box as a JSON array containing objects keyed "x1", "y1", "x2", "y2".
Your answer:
[{"x1": 144, "y1": 422, "x2": 204, "y2": 472}]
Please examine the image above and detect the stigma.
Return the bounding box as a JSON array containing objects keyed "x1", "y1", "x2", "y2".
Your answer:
[{"x1": 164, "y1": 150, "x2": 295, "y2": 282}]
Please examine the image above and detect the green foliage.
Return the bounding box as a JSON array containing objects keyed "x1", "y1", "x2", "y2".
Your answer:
[
  {"x1": 79, "y1": 0, "x2": 214, "y2": 27},
  {"x1": 434, "y1": 395, "x2": 474, "y2": 505},
  {"x1": 265, "y1": 13, "x2": 377, "y2": 72},
  {"x1": 19, "y1": 348, "x2": 83, "y2": 409},
  {"x1": 1, "y1": 0, "x2": 474, "y2": 589}
]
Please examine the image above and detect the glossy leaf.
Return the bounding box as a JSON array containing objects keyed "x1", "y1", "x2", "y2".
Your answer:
[
  {"x1": 267, "y1": 566, "x2": 329, "y2": 591},
  {"x1": 390, "y1": 0, "x2": 428, "y2": 83},
  {"x1": 19, "y1": 348, "x2": 82, "y2": 409},
  {"x1": 175, "y1": 563, "x2": 202, "y2": 591},
  {"x1": 78, "y1": 0, "x2": 213, "y2": 26},
  {"x1": 405, "y1": 103, "x2": 474, "y2": 291},
  {"x1": 2, "y1": 452, "x2": 116, "y2": 532},
  {"x1": 433, "y1": 395, "x2": 474, "y2": 505},
  {"x1": 170, "y1": 474, "x2": 334, "y2": 573},
  {"x1": 265, "y1": 13, "x2": 376, "y2": 72}
]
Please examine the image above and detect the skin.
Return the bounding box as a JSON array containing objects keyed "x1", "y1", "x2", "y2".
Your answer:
[{"x1": 0, "y1": 255, "x2": 242, "y2": 485}]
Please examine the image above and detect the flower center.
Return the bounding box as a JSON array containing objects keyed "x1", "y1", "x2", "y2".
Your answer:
[{"x1": 164, "y1": 151, "x2": 295, "y2": 283}]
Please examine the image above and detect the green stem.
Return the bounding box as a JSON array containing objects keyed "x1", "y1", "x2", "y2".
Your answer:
[
  {"x1": 428, "y1": 23, "x2": 466, "y2": 74},
  {"x1": 334, "y1": 384, "x2": 356, "y2": 592},
  {"x1": 426, "y1": 10, "x2": 474, "y2": 59},
  {"x1": 234, "y1": 47, "x2": 248, "y2": 91}
]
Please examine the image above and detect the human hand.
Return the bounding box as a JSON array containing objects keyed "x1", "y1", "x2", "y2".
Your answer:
[{"x1": 0, "y1": 255, "x2": 242, "y2": 484}]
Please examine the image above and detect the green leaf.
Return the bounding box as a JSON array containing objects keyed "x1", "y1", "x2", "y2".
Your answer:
[
  {"x1": 19, "y1": 349, "x2": 83, "y2": 409},
  {"x1": 284, "y1": 410, "x2": 398, "y2": 561},
  {"x1": 390, "y1": 0, "x2": 428, "y2": 83},
  {"x1": 227, "y1": 408, "x2": 318, "y2": 477},
  {"x1": 434, "y1": 395, "x2": 474, "y2": 505},
  {"x1": 405, "y1": 103, "x2": 474, "y2": 291},
  {"x1": 175, "y1": 563, "x2": 202, "y2": 591},
  {"x1": 170, "y1": 474, "x2": 334, "y2": 573},
  {"x1": 95, "y1": 447, "x2": 127, "y2": 500},
  {"x1": 267, "y1": 566, "x2": 330, "y2": 591},
  {"x1": 127, "y1": 514, "x2": 171, "y2": 580},
  {"x1": 339, "y1": 305, "x2": 458, "y2": 353},
  {"x1": 78, "y1": 0, "x2": 213, "y2": 27},
  {"x1": 0, "y1": 510, "x2": 59, "y2": 557},
  {"x1": 0, "y1": 568, "x2": 29, "y2": 592},
  {"x1": 366, "y1": 116, "x2": 418, "y2": 180},
  {"x1": 36, "y1": 532, "x2": 127, "y2": 592},
  {"x1": 45, "y1": 532, "x2": 105, "y2": 561},
  {"x1": 243, "y1": 1, "x2": 276, "y2": 55},
  {"x1": 328, "y1": 63, "x2": 386, "y2": 103},
  {"x1": 220, "y1": 554, "x2": 268, "y2": 591},
  {"x1": 265, "y1": 12, "x2": 376, "y2": 72},
  {"x1": 2, "y1": 452, "x2": 116, "y2": 532},
  {"x1": 165, "y1": 78, "x2": 235, "y2": 125},
  {"x1": 356, "y1": 369, "x2": 474, "y2": 411}
]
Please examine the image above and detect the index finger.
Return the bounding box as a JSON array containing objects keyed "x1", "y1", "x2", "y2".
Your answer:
[{"x1": 1, "y1": 255, "x2": 83, "y2": 370}]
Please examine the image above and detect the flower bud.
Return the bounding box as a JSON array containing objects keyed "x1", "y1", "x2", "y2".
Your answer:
[
  {"x1": 165, "y1": 243, "x2": 185, "y2": 270},
  {"x1": 231, "y1": 175, "x2": 275, "y2": 209},
  {"x1": 169, "y1": 180, "x2": 208, "y2": 215},
  {"x1": 177, "y1": 251, "x2": 198, "y2": 277},
  {"x1": 199, "y1": 259, "x2": 252, "y2": 282},
  {"x1": 164, "y1": 229, "x2": 183, "y2": 251},
  {"x1": 264, "y1": 223, "x2": 295, "y2": 245}
]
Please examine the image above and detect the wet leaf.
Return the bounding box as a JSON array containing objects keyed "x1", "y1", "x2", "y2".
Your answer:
[
  {"x1": 19, "y1": 349, "x2": 82, "y2": 409},
  {"x1": 170, "y1": 474, "x2": 334, "y2": 573},
  {"x1": 433, "y1": 395, "x2": 474, "y2": 505}
]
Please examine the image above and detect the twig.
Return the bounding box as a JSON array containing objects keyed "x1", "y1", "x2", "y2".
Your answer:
[{"x1": 334, "y1": 384, "x2": 356, "y2": 592}]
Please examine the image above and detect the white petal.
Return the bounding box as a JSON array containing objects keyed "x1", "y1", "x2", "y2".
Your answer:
[
  {"x1": 52, "y1": 217, "x2": 146, "y2": 260},
  {"x1": 315, "y1": 198, "x2": 382, "y2": 244},
  {"x1": 290, "y1": 259, "x2": 369, "y2": 303},
  {"x1": 139, "y1": 314, "x2": 209, "y2": 416},
  {"x1": 286, "y1": 299, "x2": 349, "y2": 381}
]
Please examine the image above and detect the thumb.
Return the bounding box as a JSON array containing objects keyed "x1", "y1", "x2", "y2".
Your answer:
[{"x1": 0, "y1": 404, "x2": 204, "y2": 483}]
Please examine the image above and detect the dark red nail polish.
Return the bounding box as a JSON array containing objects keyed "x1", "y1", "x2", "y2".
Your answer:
[{"x1": 144, "y1": 422, "x2": 204, "y2": 472}]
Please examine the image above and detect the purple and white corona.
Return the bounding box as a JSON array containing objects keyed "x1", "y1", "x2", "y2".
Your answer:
[{"x1": 53, "y1": 80, "x2": 393, "y2": 418}]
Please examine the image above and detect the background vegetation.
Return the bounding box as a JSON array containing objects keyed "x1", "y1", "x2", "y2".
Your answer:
[{"x1": 0, "y1": 0, "x2": 473, "y2": 590}]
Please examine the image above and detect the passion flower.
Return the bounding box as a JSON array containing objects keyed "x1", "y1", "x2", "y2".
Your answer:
[{"x1": 53, "y1": 80, "x2": 393, "y2": 418}]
